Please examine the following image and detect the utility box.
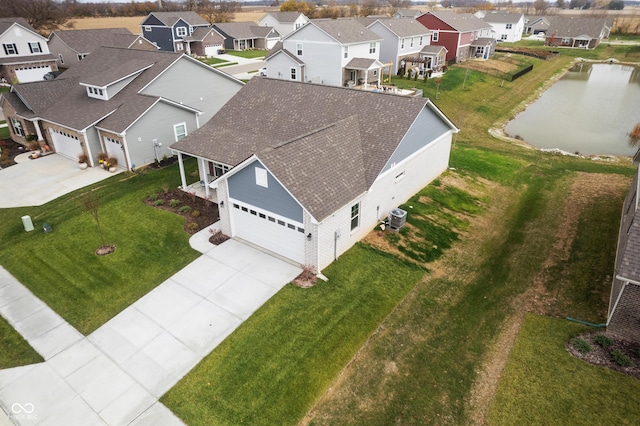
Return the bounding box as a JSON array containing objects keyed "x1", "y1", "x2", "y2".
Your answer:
[
  {"x1": 22, "y1": 215, "x2": 34, "y2": 232},
  {"x1": 389, "y1": 208, "x2": 407, "y2": 232}
]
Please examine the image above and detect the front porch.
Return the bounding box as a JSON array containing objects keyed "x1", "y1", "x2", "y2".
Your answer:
[{"x1": 174, "y1": 151, "x2": 229, "y2": 201}]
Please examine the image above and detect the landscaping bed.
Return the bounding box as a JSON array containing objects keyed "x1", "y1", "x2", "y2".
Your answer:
[
  {"x1": 143, "y1": 188, "x2": 219, "y2": 234},
  {"x1": 568, "y1": 331, "x2": 640, "y2": 380}
]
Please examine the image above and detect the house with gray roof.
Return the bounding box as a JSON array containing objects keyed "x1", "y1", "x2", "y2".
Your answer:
[
  {"x1": 367, "y1": 18, "x2": 443, "y2": 75},
  {"x1": 544, "y1": 16, "x2": 611, "y2": 49},
  {"x1": 47, "y1": 28, "x2": 157, "y2": 69},
  {"x1": 258, "y1": 11, "x2": 309, "y2": 38},
  {"x1": 417, "y1": 10, "x2": 494, "y2": 63},
  {"x1": 264, "y1": 19, "x2": 384, "y2": 88},
  {"x1": 213, "y1": 22, "x2": 280, "y2": 51},
  {"x1": 608, "y1": 152, "x2": 640, "y2": 342},
  {"x1": 141, "y1": 11, "x2": 210, "y2": 53},
  {"x1": 524, "y1": 16, "x2": 550, "y2": 35},
  {"x1": 1, "y1": 46, "x2": 243, "y2": 170},
  {"x1": 393, "y1": 9, "x2": 422, "y2": 19},
  {"x1": 0, "y1": 17, "x2": 57, "y2": 83},
  {"x1": 170, "y1": 77, "x2": 458, "y2": 270},
  {"x1": 477, "y1": 11, "x2": 524, "y2": 43},
  {"x1": 182, "y1": 26, "x2": 226, "y2": 57}
]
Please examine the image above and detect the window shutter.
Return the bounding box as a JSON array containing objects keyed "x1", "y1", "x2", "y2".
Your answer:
[
  {"x1": 2, "y1": 45, "x2": 7, "y2": 55},
  {"x1": 29, "y1": 43, "x2": 33, "y2": 53},
  {"x1": 37, "y1": 42, "x2": 41, "y2": 52}
]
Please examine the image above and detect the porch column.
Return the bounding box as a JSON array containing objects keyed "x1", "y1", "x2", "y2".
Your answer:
[
  {"x1": 177, "y1": 152, "x2": 187, "y2": 190},
  {"x1": 199, "y1": 157, "x2": 210, "y2": 198},
  {"x1": 32, "y1": 119, "x2": 43, "y2": 141},
  {"x1": 363, "y1": 71, "x2": 368, "y2": 90}
]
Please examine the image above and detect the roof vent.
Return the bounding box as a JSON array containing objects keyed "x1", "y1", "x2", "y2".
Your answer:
[{"x1": 388, "y1": 208, "x2": 407, "y2": 232}]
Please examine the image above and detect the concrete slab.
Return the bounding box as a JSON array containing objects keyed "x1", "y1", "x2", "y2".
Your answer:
[
  {"x1": 133, "y1": 279, "x2": 203, "y2": 330},
  {"x1": 47, "y1": 339, "x2": 101, "y2": 378},
  {"x1": 129, "y1": 402, "x2": 185, "y2": 426},
  {"x1": 171, "y1": 256, "x2": 237, "y2": 297},
  {"x1": 208, "y1": 273, "x2": 279, "y2": 320}
]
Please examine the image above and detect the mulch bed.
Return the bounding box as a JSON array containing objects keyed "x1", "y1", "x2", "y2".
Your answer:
[
  {"x1": 0, "y1": 139, "x2": 25, "y2": 168},
  {"x1": 567, "y1": 330, "x2": 640, "y2": 380},
  {"x1": 143, "y1": 189, "x2": 219, "y2": 234}
]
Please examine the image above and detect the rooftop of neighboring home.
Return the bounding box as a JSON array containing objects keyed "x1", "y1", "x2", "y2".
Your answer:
[
  {"x1": 0, "y1": 17, "x2": 38, "y2": 35},
  {"x1": 261, "y1": 11, "x2": 307, "y2": 23},
  {"x1": 545, "y1": 15, "x2": 613, "y2": 38},
  {"x1": 422, "y1": 10, "x2": 492, "y2": 32},
  {"x1": 214, "y1": 21, "x2": 278, "y2": 39},
  {"x1": 171, "y1": 77, "x2": 456, "y2": 221},
  {"x1": 480, "y1": 12, "x2": 524, "y2": 24},
  {"x1": 395, "y1": 9, "x2": 422, "y2": 18},
  {"x1": 48, "y1": 28, "x2": 147, "y2": 53},
  {"x1": 142, "y1": 11, "x2": 209, "y2": 27},
  {"x1": 369, "y1": 18, "x2": 432, "y2": 37},
  {"x1": 301, "y1": 19, "x2": 381, "y2": 44}
]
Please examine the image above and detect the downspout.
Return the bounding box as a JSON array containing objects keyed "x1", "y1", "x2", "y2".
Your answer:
[{"x1": 334, "y1": 229, "x2": 340, "y2": 261}]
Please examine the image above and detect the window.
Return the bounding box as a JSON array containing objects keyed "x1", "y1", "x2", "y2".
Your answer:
[
  {"x1": 10, "y1": 118, "x2": 24, "y2": 137},
  {"x1": 290, "y1": 67, "x2": 296, "y2": 80},
  {"x1": 174, "y1": 123, "x2": 187, "y2": 141},
  {"x1": 343, "y1": 46, "x2": 348, "y2": 58},
  {"x1": 144, "y1": 26, "x2": 151, "y2": 32},
  {"x1": 3, "y1": 43, "x2": 18, "y2": 55},
  {"x1": 28, "y1": 42, "x2": 42, "y2": 53},
  {"x1": 369, "y1": 42, "x2": 376, "y2": 54},
  {"x1": 432, "y1": 31, "x2": 439, "y2": 42},
  {"x1": 296, "y1": 43, "x2": 303, "y2": 55},
  {"x1": 501, "y1": 35, "x2": 508, "y2": 41},
  {"x1": 350, "y1": 203, "x2": 360, "y2": 231},
  {"x1": 58, "y1": 53, "x2": 64, "y2": 64},
  {"x1": 401, "y1": 38, "x2": 405, "y2": 49},
  {"x1": 176, "y1": 43, "x2": 183, "y2": 51},
  {"x1": 419, "y1": 36, "x2": 423, "y2": 46},
  {"x1": 255, "y1": 167, "x2": 268, "y2": 187},
  {"x1": 561, "y1": 37, "x2": 570, "y2": 45},
  {"x1": 176, "y1": 26, "x2": 187, "y2": 37},
  {"x1": 410, "y1": 38, "x2": 414, "y2": 48},
  {"x1": 373, "y1": 70, "x2": 377, "y2": 76},
  {"x1": 506, "y1": 23, "x2": 513, "y2": 29},
  {"x1": 77, "y1": 54, "x2": 86, "y2": 61}
]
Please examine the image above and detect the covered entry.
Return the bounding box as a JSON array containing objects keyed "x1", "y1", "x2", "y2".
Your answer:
[{"x1": 49, "y1": 128, "x2": 82, "y2": 160}]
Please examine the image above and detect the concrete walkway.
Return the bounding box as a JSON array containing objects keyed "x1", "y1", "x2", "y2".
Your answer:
[{"x1": 0, "y1": 231, "x2": 301, "y2": 425}]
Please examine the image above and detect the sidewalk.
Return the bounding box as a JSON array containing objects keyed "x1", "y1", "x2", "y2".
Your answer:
[{"x1": 0, "y1": 231, "x2": 301, "y2": 425}]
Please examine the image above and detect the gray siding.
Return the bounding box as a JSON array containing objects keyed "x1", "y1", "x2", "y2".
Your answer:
[
  {"x1": 382, "y1": 106, "x2": 452, "y2": 172},
  {"x1": 141, "y1": 58, "x2": 243, "y2": 124},
  {"x1": 228, "y1": 160, "x2": 303, "y2": 222},
  {"x1": 106, "y1": 74, "x2": 136, "y2": 99},
  {"x1": 369, "y1": 23, "x2": 400, "y2": 73}
]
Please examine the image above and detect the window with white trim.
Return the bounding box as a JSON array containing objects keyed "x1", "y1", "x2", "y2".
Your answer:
[
  {"x1": 290, "y1": 67, "x2": 296, "y2": 80},
  {"x1": 350, "y1": 202, "x2": 360, "y2": 231},
  {"x1": 174, "y1": 123, "x2": 187, "y2": 141},
  {"x1": 176, "y1": 43, "x2": 183, "y2": 51},
  {"x1": 369, "y1": 42, "x2": 376, "y2": 54},
  {"x1": 10, "y1": 118, "x2": 24, "y2": 137},
  {"x1": 343, "y1": 46, "x2": 348, "y2": 58},
  {"x1": 144, "y1": 26, "x2": 151, "y2": 32},
  {"x1": 432, "y1": 31, "x2": 439, "y2": 42},
  {"x1": 255, "y1": 167, "x2": 268, "y2": 187},
  {"x1": 176, "y1": 26, "x2": 187, "y2": 37},
  {"x1": 419, "y1": 36, "x2": 423, "y2": 46},
  {"x1": 410, "y1": 38, "x2": 414, "y2": 48},
  {"x1": 58, "y1": 53, "x2": 64, "y2": 64},
  {"x1": 3, "y1": 43, "x2": 18, "y2": 55},
  {"x1": 28, "y1": 42, "x2": 42, "y2": 53},
  {"x1": 296, "y1": 43, "x2": 303, "y2": 55}
]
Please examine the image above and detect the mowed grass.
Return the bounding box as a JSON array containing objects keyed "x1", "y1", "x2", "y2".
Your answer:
[
  {"x1": 488, "y1": 314, "x2": 640, "y2": 424},
  {"x1": 0, "y1": 161, "x2": 201, "y2": 336},
  {"x1": 0, "y1": 315, "x2": 43, "y2": 369},
  {"x1": 162, "y1": 244, "x2": 424, "y2": 425},
  {"x1": 224, "y1": 49, "x2": 268, "y2": 59}
]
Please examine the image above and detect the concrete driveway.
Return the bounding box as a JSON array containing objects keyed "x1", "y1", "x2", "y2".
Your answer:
[
  {"x1": 0, "y1": 235, "x2": 301, "y2": 425},
  {"x1": 0, "y1": 153, "x2": 115, "y2": 208}
]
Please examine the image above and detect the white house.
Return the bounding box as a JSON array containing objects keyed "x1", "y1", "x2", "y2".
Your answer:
[
  {"x1": 477, "y1": 11, "x2": 524, "y2": 43},
  {"x1": 0, "y1": 17, "x2": 57, "y2": 83},
  {"x1": 258, "y1": 11, "x2": 309, "y2": 38},
  {"x1": 367, "y1": 18, "x2": 433, "y2": 75},
  {"x1": 170, "y1": 78, "x2": 458, "y2": 271},
  {"x1": 264, "y1": 19, "x2": 384, "y2": 88}
]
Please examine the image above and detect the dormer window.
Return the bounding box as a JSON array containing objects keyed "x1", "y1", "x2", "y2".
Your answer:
[
  {"x1": 176, "y1": 27, "x2": 187, "y2": 37},
  {"x1": 86, "y1": 85, "x2": 107, "y2": 100}
]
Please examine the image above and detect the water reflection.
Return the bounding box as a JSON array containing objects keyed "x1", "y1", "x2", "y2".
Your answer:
[{"x1": 505, "y1": 63, "x2": 640, "y2": 156}]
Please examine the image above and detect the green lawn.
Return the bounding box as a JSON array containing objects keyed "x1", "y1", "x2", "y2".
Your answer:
[
  {"x1": 224, "y1": 49, "x2": 268, "y2": 59},
  {"x1": 488, "y1": 314, "x2": 640, "y2": 424},
  {"x1": 0, "y1": 315, "x2": 43, "y2": 369},
  {"x1": 0, "y1": 124, "x2": 8, "y2": 139},
  {"x1": 199, "y1": 57, "x2": 229, "y2": 66},
  {"x1": 0, "y1": 161, "x2": 201, "y2": 336}
]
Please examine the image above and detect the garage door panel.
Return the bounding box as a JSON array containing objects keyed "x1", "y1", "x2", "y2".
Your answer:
[
  {"x1": 231, "y1": 200, "x2": 305, "y2": 264},
  {"x1": 15, "y1": 66, "x2": 51, "y2": 83},
  {"x1": 104, "y1": 137, "x2": 126, "y2": 169},
  {"x1": 50, "y1": 129, "x2": 82, "y2": 161}
]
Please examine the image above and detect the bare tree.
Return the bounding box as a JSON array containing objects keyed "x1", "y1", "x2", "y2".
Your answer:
[{"x1": 533, "y1": 0, "x2": 550, "y2": 14}]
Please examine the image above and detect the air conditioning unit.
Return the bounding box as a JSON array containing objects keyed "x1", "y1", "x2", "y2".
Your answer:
[{"x1": 388, "y1": 208, "x2": 407, "y2": 232}]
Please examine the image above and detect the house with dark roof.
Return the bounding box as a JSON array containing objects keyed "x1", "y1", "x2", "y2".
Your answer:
[
  {"x1": 47, "y1": 28, "x2": 157, "y2": 69},
  {"x1": 417, "y1": 11, "x2": 494, "y2": 63},
  {"x1": 477, "y1": 11, "x2": 524, "y2": 43},
  {"x1": 1, "y1": 46, "x2": 243, "y2": 170},
  {"x1": 182, "y1": 26, "x2": 226, "y2": 56},
  {"x1": 544, "y1": 16, "x2": 612, "y2": 49},
  {"x1": 170, "y1": 78, "x2": 458, "y2": 270},
  {"x1": 524, "y1": 16, "x2": 550, "y2": 35},
  {"x1": 258, "y1": 11, "x2": 309, "y2": 38},
  {"x1": 0, "y1": 17, "x2": 57, "y2": 83},
  {"x1": 140, "y1": 11, "x2": 210, "y2": 53},
  {"x1": 608, "y1": 152, "x2": 640, "y2": 342},
  {"x1": 367, "y1": 18, "x2": 444, "y2": 76},
  {"x1": 393, "y1": 9, "x2": 422, "y2": 19},
  {"x1": 264, "y1": 19, "x2": 384, "y2": 88},
  {"x1": 213, "y1": 22, "x2": 280, "y2": 51}
]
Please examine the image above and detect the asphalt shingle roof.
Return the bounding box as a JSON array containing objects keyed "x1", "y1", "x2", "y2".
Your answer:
[
  {"x1": 49, "y1": 28, "x2": 140, "y2": 53},
  {"x1": 263, "y1": 12, "x2": 304, "y2": 23},
  {"x1": 481, "y1": 12, "x2": 523, "y2": 24},
  {"x1": 0, "y1": 17, "x2": 37, "y2": 36},
  {"x1": 311, "y1": 19, "x2": 381, "y2": 44},
  {"x1": 170, "y1": 78, "x2": 438, "y2": 220},
  {"x1": 146, "y1": 11, "x2": 209, "y2": 27},
  {"x1": 214, "y1": 22, "x2": 277, "y2": 40},
  {"x1": 426, "y1": 11, "x2": 491, "y2": 32},
  {"x1": 370, "y1": 18, "x2": 431, "y2": 37},
  {"x1": 546, "y1": 16, "x2": 611, "y2": 39}
]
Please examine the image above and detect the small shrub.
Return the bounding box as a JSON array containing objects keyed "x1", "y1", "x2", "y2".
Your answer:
[
  {"x1": 169, "y1": 199, "x2": 182, "y2": 207},
  {"x1": 154, "y1": 199, "x2": 165, "y2": 206},
  {"x1": 571, "y1": 337, "x2": 591, "y2": 354},
  {"x1": 147, "y1": 193, "x2": 158, "y2": 201},
  {"x1": 97, "y1": 152, "x2": 109, "y2": 163},
  {"x1": 161, "y1": 184, "x2": 170, "y2": 193},
  {"x1": 612, "y1": 350, "x2": 633, "y2": 367},
  {"x1": 593, "y1": 334, "x2": 613, "y2": 349},
  {"x1": 191, "y1": 210, "x2": 201, "y2": 218},
  {"x1": 187, "y1": 221, "x2": 199, "y2": 231},
  {"x1": 179, "y1": 206, "x2": 192, "y2": 213}
]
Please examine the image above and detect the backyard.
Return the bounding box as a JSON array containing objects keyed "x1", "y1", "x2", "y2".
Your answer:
[{"x1": 1, "y1": 38, "x2": 640, "y2": 425}]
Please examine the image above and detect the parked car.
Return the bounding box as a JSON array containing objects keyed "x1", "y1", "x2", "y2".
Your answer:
[{"x1": 43, "y1": 71, "x2": 62, "y2": 80}]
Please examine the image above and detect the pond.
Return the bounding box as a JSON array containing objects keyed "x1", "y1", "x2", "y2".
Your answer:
[{"x1": 505, "y1": 62, "x2": 640, "y2": 157}]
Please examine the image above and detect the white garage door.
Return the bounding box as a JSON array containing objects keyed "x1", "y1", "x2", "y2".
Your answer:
[
  {"x1": 231, "y1": 200, "x2": 305, "y2": 264},
  {"x1": 104, "y1": 136, "x2": 126, "y2": 169},
  {"x1": 15, "y1": 65, "x2": 51, "y2": 83},
  {"x1": 205, "y1": 44, "x2": 223, "y2": 57},
  {"x1": 50, "y1": 129, "x2": 82, "y2": 160}
]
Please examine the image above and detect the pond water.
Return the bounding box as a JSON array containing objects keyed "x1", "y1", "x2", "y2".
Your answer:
[{"x1": 505, "y1": 62, "x2": 640, "y2": 157}]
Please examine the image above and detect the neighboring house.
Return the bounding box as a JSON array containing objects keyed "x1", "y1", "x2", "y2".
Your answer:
[
  {"x1": 417, "y1": 10, "x2": 494, "y2": 63},
  {"x1": 183, "y1": 26, "x2": 226, "y2": 56},
  {"x1": 140, "y1": 11, "x2": 209, "y2": 53},
  {"x1": 258, "y1": 11, "x2": 309, "y2": 38},
  {"x1": 170, "y1": 78, "x2": 458, "y2": 271},
  {"x1": 47, "y1": 28, "x2": 157, "y2": 69},
  {"x1": 478, "y1": 11, "x2": 524, "y2": 43},
  {"x1": 264, "y1": 19, "x2": 384, "y2": 88},
  {"x1": 367, "y1": 18, "x2": 435, "y2": 75},
  {"x1": 1, "y1": 46, "x2": 243, "y2": 169},
  {"x1": 393, "y1": 9, "x2": 422, "y2": 19},
  {"x1": 608, "y1": 152, "x2": 640, "y2": 342},
  {"x1": 213, "y1": 22, "x2": 280, "y2": 51},
  {"x1": 544, "y1": 16, "x2": 612, "y2": 49},
  {"x1": 524, "y1": 16, "x2": 550, "y2": 35},
  {"x1": 0, "y1": 17, "x2": 57, "y2": 83}
]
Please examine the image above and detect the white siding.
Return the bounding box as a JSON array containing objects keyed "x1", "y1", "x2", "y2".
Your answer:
[
  {"x1": 0, "y1": 24, "x2": 50, "y2": 59},
  {"x1": 265, "y1": 52, "x2": 302, "y2": 80}
]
